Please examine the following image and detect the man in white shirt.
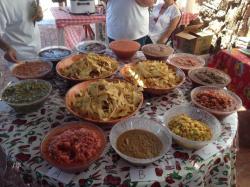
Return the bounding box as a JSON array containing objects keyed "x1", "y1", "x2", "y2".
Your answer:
[
  {"x1": 105, "y1": 0, "x2": 155, "y2": 46},
  {"x1": 0, "y1": 0, "x2": 42, "y2": 63}
]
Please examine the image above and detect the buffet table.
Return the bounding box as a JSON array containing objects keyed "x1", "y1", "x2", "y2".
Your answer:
[
  {"x1": 208, "y1": 48, "x2": 250, "y2": 109},
  {"x1": 0, "y1": 52, "x2": 238, "y2": 187}
]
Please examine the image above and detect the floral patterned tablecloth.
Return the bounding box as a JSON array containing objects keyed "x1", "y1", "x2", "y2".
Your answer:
[{"x1": 0, "y1": 53, "x2": 238, "y2": 187}]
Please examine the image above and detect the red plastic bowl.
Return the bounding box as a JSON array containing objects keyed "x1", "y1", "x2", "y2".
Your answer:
[{"x1": 109, "y1": 40, "x2": 141, "y2": 60}]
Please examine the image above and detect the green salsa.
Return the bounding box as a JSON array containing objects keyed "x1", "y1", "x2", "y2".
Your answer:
[{"x1": 2, "y1": 81, "x2": 51, "y2": 104}]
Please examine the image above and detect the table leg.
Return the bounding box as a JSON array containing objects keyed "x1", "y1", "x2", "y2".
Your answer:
[
  {"x1": 57, "y1": 28, "x2": 65, "y2": 46},
  {"x1": 95, "y1": 23, "x2": 106, "y2": 42}
]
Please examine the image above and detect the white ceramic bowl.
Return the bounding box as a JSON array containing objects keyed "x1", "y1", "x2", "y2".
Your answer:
[
  {"x1": 163, "y1": 104, "x2": 221, "y2": 149},
  {"x1": 109, "y1": 117, "x2": 172, "y2": 165},
  {"x1": 76, "y1": 40, "x2": 107, "y2": 54}
]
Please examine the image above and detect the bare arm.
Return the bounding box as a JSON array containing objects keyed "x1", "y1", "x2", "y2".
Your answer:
[
  {"x1": 0, "y1": 38, "x2": 17, "y2": 63},
  {"x1": 157, "y1": 16, "x2": 181, "y2": 44},
  {"x1": 101, "y1": 0, "x2": 108, "y2": 4},
  {"x1": 135, "y1": 0, "x2": 155, "y2": 7}
]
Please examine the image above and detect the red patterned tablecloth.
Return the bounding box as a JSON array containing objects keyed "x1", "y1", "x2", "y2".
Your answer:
[
  {"x1": 50, "y1": 7, "x2": 106, "y2": 29},
  {"x1": 50, "y1": 7, "x2": 196, "y2": 29},
  {"x1": 208, "y1": 48, "x2": 250, "y2": 109},
  {"x1": 180, "y1": 12, "x2": 198, "y2": 26}
]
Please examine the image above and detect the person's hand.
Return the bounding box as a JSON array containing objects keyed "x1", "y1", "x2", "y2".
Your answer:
[
  {"x1": 156, "y1": 38, "x2": 166, "y2": 44},
  {"x1": 32, "y1": 5, "x2": 43, "y2": 22},
  {"x1": 4, "y1": 47, "x2": 18, "y2": 63}
]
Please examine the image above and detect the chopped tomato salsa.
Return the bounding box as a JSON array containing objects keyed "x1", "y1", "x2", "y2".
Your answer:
[{"x1": 49, "y1": 128, "x2": 102, "y2": 164}]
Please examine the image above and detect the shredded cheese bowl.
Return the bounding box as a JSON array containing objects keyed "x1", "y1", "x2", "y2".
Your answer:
[
  {"x1": 163, "y1": 104, "x2": 221, "y2": 149},
  {"x1": 56, "y1": 53, "x2": 119, "y2": 81},
  {"x1": 65, "y1": 79, "x2": 143, "y2": 124},
  {"x1": 120, "y1": 60, "x2": 185, "y2": 95}
]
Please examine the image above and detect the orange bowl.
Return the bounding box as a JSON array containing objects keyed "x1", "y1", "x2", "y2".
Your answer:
[
  {"x1": 120, "y1": 62, "x2": 186, "y2": 95},
  {"x1": 109, "y1": 40, "x2": 141, "y2": 60},
  {"x1": 65, "y1": 79, "x2": 144, "y2": 125},
  {"x1": 56, "y1": 53, "x2": 118, "y2": 81},
  {"x1": 40, "y1": 122, "x2": 106, "y2": 173}
]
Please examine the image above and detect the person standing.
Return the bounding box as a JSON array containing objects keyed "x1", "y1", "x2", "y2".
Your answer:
[
  {"x1": 104, "y1": 0, "x2": 155, "y2": 46},
  {"x1": 0, "y1": 0, "x2": 42, "y2": 63},
  {"x1": 147, "y1": 0, "x2": 181, "y2": 44}
]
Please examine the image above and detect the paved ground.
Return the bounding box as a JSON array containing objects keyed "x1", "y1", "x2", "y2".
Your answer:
[{"x1": 237, "y1": 110, "x2": 250, "y2": 187}]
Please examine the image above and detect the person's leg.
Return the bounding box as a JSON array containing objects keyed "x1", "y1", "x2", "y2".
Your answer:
[
  {"x1": 144, "y1": 36, "x2": 153, "y2": 45},
  {"x1": 108, "y1": 37, "x2": 115, "y2": 43},
  {"x1": 134, "y1": 36, "x2": 147, "y2": 46}
]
